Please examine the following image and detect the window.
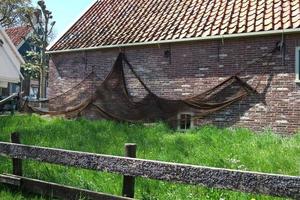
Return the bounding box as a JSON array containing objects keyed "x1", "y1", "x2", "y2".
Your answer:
[
  {"x1": 296, "y1": 47, "x2": 300, "y2": 82},
  {"x1": 30, "y1": 86, "x2": 39, "y2": 99},
  {"x1": 178, "y1": 112, "x2": 194, "y2": 130},
  {"x1": 9, "y1": 83, "x2": 19, "y2": 94}
]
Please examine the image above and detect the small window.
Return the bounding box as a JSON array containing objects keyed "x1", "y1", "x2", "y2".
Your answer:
[
  {"x1": 178, "y1": 112, "x2": 194, "y2": 130},
  {"x1": 295, "y1": 47, "x2": 300, "y2": 82},
  {"x1": 9, "y1": 83, "x2": 19, "y2": 94}
]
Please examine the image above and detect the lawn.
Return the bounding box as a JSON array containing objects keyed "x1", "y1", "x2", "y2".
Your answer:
[{"x1": 0, "y1": 115, "x2": 299, "y2": 200}]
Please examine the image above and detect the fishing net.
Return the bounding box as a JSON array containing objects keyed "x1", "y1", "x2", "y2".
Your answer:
[{"x1": 21, "y1": 53, "x2": 256, "y2": 125}]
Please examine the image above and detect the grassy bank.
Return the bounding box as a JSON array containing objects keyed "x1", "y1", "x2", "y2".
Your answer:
[{"x1": 0, "y1": 115, "x2": 299, "y2": 199}]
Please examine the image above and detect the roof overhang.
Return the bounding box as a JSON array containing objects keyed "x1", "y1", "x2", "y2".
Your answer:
[
  {"x1": 16, "y1": 28, "x2": 34, "y2": 49},
  {"x1": 47, "y1": 28, "x2": 300, "y2": 55}
]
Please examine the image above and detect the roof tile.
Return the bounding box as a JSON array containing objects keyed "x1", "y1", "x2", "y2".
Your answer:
[
  {"x1": 49, "y1": 0, "x2": 300, "y2": 51},
  {"x1": 5, "y1": 26, "x2": 32, "y2": 47}
]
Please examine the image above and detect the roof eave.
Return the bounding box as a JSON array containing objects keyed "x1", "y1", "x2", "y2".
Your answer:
[
  {"x1": 46, "y1": 28, "x2": 300, "y2": 54},
  {"x1": 16, "y1": 28, "x2": 34, "y2": 49}
]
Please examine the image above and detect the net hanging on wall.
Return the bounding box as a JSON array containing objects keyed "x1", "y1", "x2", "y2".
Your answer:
[{"x1": 21, "y1": 52, "x2": 256, "y2": 126}]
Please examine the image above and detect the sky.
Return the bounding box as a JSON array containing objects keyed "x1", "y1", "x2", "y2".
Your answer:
[{"x1": 32, "y1": 0, "x2": 94, "y2": 40}]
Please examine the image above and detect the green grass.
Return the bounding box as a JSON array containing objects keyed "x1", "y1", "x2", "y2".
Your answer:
[{"x1": 0, "y1": 115, "x2": 299, "y2": 200}]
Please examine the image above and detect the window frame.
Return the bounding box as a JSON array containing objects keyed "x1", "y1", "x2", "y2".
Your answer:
[
  {"x1": 295, "y1": 47, "x2": 300, "y2": 83},
  {"x1": 177, "y1": 112, "x2": 194, "y2": 131}
]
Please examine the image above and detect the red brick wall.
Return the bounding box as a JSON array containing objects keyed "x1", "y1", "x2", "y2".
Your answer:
[{"x1": 48, "y1": 33, "x2": 300, "y2": 134}]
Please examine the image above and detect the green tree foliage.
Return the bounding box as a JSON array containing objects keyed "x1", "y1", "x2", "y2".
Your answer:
[
  {"x1": 24, "y1": 0, "x2": 55, "y2": 98},
  {"x1": 0, "y1": 0, "x2": 32, "y2": 28},
  {"x1": 22, "y1": 51, "x2": 40, "y2": 80}
]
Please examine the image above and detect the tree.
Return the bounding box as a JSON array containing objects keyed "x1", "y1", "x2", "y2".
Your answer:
[
  {"x1": 25, "y1": 0, "x2": 55, "y2": 99},
  {"x1": 0, "y1": 0, "x2": 32, "y2": 27}
]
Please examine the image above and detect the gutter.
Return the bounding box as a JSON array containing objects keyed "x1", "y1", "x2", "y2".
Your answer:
[
  {"x1": 46, "y1": 28, "x2": 300, "y2": 54},
  {"x1": 0, "y1": 77, "x2": 21, "y2": 83}
]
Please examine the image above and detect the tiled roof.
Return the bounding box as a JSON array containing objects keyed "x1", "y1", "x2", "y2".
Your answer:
[
  {"x1": 5, "y1": 26, "x2": 32, "y2": 47},
  {"x1": 49, "y1": 0, "x2": 300, "y2": 52}
]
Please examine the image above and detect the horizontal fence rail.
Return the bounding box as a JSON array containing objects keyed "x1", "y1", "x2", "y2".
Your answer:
[
  {"x1": 0, "y1": 174, "x2": 131, "y2": 200},
  {"x1": 0, "y1": 93, "x2": 18, "y2": 106},
  {"x1": 0, "y1": 141, "x2": 299, "y2": 199}
]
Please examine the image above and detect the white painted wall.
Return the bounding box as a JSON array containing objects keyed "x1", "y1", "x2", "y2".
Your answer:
[{"x1": 0, "y1": 28, "x2": 24, "y2": 89}]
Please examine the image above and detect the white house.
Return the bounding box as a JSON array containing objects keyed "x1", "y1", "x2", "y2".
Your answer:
[{"x1": 0, "y1": 27, "x2": 24, "y2": 96}]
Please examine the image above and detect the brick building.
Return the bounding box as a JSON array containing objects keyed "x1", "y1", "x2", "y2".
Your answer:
[{"x1": 47, "y1": 0, "x2": 300, "y2": 134}]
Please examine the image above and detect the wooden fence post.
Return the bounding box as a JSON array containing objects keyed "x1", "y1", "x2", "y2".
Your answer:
[
  {"x1": 11, "y1": 132, "x2": 22, "y2": 176},
  {"x1": 10, "y1": 99, "x2": 15, "y2": 115},
  {"x1": 122, "y1": 143, "x2": 136, "y2": 198}
]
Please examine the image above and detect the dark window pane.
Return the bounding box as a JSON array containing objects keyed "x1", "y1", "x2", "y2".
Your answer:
[
  {"x1": 180, "y1": 115, "x2": 186, "y2": 129},
  {"x1": 179, "y1": 114, "x2": 192, "y2": 130},
  {"x1": 186, "y1": 114, "x2": 191, "y2": 129}
]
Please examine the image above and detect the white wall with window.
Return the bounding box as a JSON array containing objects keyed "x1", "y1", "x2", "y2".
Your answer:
[{"x1": 0, "y1": 28, "x2": 24, "y2": 96}]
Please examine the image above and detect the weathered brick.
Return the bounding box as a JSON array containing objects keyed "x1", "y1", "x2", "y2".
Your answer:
[{"x1": 49, "y1": 33, "x2": 300, "y2": 134}]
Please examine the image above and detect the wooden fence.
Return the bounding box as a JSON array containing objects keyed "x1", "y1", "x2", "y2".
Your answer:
[{"x1": 0, "y1": 133, "x2": 299, "y2": 200}]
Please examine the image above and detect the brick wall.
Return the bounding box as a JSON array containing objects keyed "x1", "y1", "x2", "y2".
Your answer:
[{"x1": 48, "y1": 33, "x2": 300, "y2": 134}]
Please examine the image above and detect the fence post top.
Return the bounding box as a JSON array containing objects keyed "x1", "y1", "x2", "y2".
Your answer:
[
  {"x1": 125, "y1": 143, "x2": 136, "y2": 147},
  {"x1": 11, "y1": 132, "x2": 21, "y2": 142}
]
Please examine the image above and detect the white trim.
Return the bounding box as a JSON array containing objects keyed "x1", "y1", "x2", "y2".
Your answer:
[
  {"x1": 296, "y1": 47, "x2": 300, "y2": 82},
  {"x1": 16, "y1": 24, "x2": 42, "y2": 50},
  {"x1": 0, "y1": 29, "x2": 25, "y2": 65},
  {"x1": 47, "y1": 27, "x2": 300, "y2": 54},
  {"x1": 177, "y1": 112, "x2": 194, "y2": 131},
  {"x1": 47, "y1": 0, "x2": 99, "y2": 51},
  {"x1": 0, "y1": 76, "x2": 20, "y2": 83},
  {"x1": 0, "y1": 29, "x2": 25, "y2": 80},
  {"x1": 16, "y1": 29, "x2": 34, "y2": 50},
  {"x1": 0, "y1": 42, "x2": 24, "y2": 80}
]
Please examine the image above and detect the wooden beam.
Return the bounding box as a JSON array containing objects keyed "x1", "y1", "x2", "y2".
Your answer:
[
  {"x1": 0, "y1": 174, "x2": 132, "y2": 200},
  {"x1": 122, "y1": 144, "x2": 136, "y2": 198},
  {"x1": 11, "y1": 133, "x2": 22, "y2": 176},
  {"x1": 0, "y1": 93, "x2": 18, "y2": 106},
  {"x1": 0, "y1": 174, "x2": 20, "y2": 186},
  {"x1": 0, "y1": 142, "x2": 299, "y2": 199}
]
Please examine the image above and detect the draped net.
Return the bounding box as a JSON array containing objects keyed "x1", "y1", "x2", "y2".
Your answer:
[{"x1": 22, "y1": 53, "x2": 255, "y2": 125}]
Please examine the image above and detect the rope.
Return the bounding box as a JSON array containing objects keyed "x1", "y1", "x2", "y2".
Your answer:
[
  {"x1": 235, "y1": 46, "x2": 279, "y2": 76},
  {"x1": 254, "y1": 52, "x2": 275, "y2": 91},
  {"x1": 24, "y1": 71, "x2": 95, "y2": 103},
  {"x1": 122, "y1": 53, "x2": 155, "y2": 95}
]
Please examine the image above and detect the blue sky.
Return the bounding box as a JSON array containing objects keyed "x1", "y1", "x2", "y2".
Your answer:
[{"x1": 32, "y1": 0, "x2": 94, "y2": 40}]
